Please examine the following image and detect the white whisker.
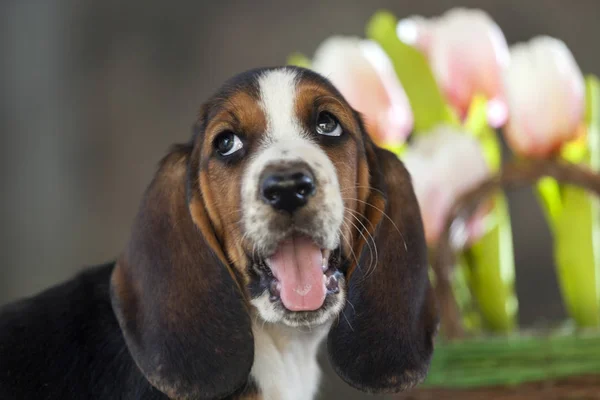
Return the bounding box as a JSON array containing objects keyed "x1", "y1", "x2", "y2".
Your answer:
[
  {"x1": 345, "y1": 298, "x2": 356, "y2": 315},
  {"x1": 338, "y1": 221, "x2": 361, "y2": 274},
  {"x1": 342, "y1": 197, "x2": 408, "y2": 252},
  {"x1": 341, "y1": 309, "x2": 354, "y2": 332},
  {"x1": 343, "y1": 211, "x2": 376, "y2": 281},
  {"x1": 346, "y1": 209, "x2": 379, "y2": 282}
]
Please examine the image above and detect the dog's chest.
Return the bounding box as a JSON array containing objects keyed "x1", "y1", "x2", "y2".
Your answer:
[{"x1": 250, "y1": 322, "x2": 329, "y2": 400}]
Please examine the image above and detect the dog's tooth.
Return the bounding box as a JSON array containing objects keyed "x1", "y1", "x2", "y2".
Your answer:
[
  {"x1": 269, "y1": 279, "x2": 281, "y2": 302},
  {"x1": 321, "y1": 249, "x2": 330, "y2": 272},
  {"x1": 326, "y1": 274, "x2": 339, "y2": 293}
]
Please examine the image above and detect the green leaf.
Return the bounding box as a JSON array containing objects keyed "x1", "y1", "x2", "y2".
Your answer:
[
  {"x1": 464, "y1": 95, "x2": 501, "y2": 172},
  {"x1": 286, "y1": 52, "x2": 311, "y2": 68},
  {"x1": 561, "y1": 135, "x2": 588, "y2": 164},
  {"x1": 555, "y1": 185, "x2": 600, "y2": 327},
  {"x1": 381, "y1": 142, "x2": 407, "y2": 158},
  {"x1": 452, "y1": 255, "x2": 483, "y2": 334},
  {"x1": 551, "y1": 75, "x2": 600, "y2": 328},
  {"x1": 535, "y1": 177, "x2": 562, "y2": 233},
  {"x1": 586, "y1": 75, "x2": 600, "y2": 172},
  {"x1": 365, "y1": 11, "x2": 458, "y2": 132},
  {"x1": 465, "y1": 194, "x2": 518, "y2": 332},
  {"x1": 464, "y1": 96, "x2": 488, "y2": 139}
]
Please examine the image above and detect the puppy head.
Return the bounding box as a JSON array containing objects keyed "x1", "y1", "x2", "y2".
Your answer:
[{"x1": 110, "y1": 67, "x2": 438, "y2": 399}]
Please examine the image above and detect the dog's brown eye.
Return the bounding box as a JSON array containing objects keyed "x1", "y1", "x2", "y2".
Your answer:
[
  {"x1": 316, "y1": 112, "x2": 342, "y2": 137},
  {"x1": 214, "y1": 131, "x2": 243, "y2": 156}
]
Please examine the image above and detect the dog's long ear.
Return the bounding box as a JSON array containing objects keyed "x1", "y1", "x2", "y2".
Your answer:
[
  {"x1": 328, "y1": 137, "x2": 438, "y2": 393},
  {"x1": 110, "y1": 145, "x2": 254, "y2": 400}
]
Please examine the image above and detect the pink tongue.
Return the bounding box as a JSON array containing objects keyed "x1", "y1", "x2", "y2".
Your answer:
[{"x1": 267, "y1": 236, "x2": 326, "y2": 311}]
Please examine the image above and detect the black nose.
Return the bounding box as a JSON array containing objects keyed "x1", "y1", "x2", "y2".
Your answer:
[{"x1": 260, "y1": 166, "x2": 316, "y2": 213}]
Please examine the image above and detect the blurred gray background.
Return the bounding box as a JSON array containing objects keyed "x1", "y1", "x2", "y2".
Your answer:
[{"x1": 1, "y1": 0, "x2": 599, "y2": 398}]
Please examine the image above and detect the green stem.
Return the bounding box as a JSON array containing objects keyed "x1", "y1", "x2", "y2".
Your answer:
[
  {"x1": 546, "y1": 76, "x2": 600, "y2": 328},
  {"x1": 462, "y1": 95, "x2": 518, "y2": 333}
]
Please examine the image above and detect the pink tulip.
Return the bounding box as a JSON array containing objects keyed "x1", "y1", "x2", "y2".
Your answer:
[
  {"x1": 503, "y1": 36, "x2": 585, "y2": 158},
  {"x1": 402, "y1": 126, "x2": 491, "y2": 247},
  {"x1": 397, "y1": 9, "x2": 510, "y2": 127},
  {"x1": 311, "y1": 36, "x2": 413, "y2": 147},
  {"x1": 396, "y1": 15, "x2": 434, "y2": 53}
]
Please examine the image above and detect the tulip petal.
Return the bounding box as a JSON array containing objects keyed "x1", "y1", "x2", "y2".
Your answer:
[
  {"x1": 504, "y1": 36, "x2": 585, "y2": 158},
  {"x1": 426, "y1": 8, "x2": 510, "y2": 118},
  {"x1": 402, "y1": 126, "x2": 490, "y2": 246},
  {"x1": 310, "y1": 36, "x2": 413, "y2": 147},
  {"x1": 396, "y1": 15, "x2": 434, "y2": 52}
]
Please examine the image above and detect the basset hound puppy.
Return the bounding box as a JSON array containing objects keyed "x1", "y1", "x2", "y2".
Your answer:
[{"x1": 0, "y1": 67, "x2": 438, "y2": 400}]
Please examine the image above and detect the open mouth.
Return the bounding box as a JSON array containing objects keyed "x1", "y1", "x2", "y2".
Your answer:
[{"x1": 262, "y1": 235, "x2": 343, "y2": 312}]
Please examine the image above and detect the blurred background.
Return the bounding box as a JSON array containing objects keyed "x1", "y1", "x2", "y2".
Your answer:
[{"x1": 1, "y1": 0, "x2": 599, "y2": 398}]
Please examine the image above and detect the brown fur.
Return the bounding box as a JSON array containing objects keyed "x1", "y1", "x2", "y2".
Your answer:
[
  {"x1": 198, "y1": 90, "x2": 268, "y2": 279},
  {"x1": 111, "y1": 146, "x2": 254, "y2": 399}
]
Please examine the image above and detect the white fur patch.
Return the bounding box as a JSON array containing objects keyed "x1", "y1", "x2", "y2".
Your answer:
[
  {"x1": 257, "y1": 69, "x2": 306, "y2": 142},
  {"x1": 250, "y1": 320, "x2": 330, "y2": 400}
]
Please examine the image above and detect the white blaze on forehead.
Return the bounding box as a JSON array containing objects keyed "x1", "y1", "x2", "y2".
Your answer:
[{"x1": 257, "y1": 69, "x2": 306, "y2": 141}]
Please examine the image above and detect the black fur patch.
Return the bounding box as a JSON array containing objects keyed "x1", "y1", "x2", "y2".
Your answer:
[
  {"x1": 0, "y1": 264, "x2": 169, "y2": 399},
  {"x1": 0, "y1": 264, "x2": 260, "y2": 399}
]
